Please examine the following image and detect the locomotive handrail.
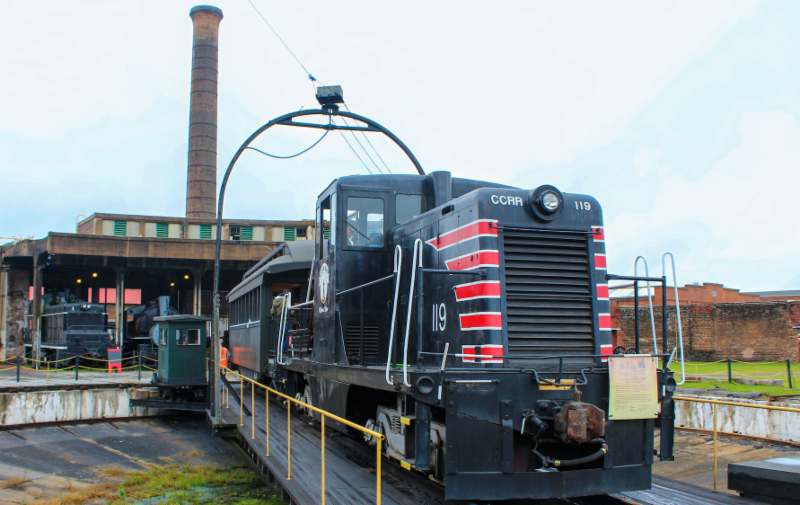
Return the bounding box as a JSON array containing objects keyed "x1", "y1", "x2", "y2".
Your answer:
[
  {"x1": 276, "y1": 292, "x2": 292, "y2": 365},
  {"x1": 336, "y1": 273, "x2": 395, "y2": 296},
  {"x1": 402, "y1": 239, "x2": 424, "y2": 387},
  {"x1": 662, "y1": 253, "x2": 686, "y2": 385},
  {"x1": 634, "y1": 256, "x2": 658, "y2": 354},
  {"x1": 386, "y1": 246, "x2": 402, "y2": 385}
]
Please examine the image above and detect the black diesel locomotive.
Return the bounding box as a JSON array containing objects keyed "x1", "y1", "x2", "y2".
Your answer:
[
  {"x1": 228, "y1": 171, "x2": 676, "y2": 501},
  {"x1": 25, "y1": 297, "x2": 115, "y2": 364}
]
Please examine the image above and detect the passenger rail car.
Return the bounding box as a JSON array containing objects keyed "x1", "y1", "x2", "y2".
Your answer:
[{"x1": 228, "y1": 171, "x2": 676, "y2": 502}]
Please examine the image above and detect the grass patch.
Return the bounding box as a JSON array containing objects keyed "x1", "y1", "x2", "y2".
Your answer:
[
  {"x1": 0, "y1": 475, "x2": 30, "y2": 488},
  {"x1": 36, "y1": 464, "x2": 282, "y2": 505},
  {"x1": 184, "y1": 450, "x2": 203, "y2": 457},
  {"x1": 96, "y1": 467, "x2": 126, "y2": 478},
  {"x1": 666, "y1": 360, "x2": 800, "y2": 396},
  {"x1": 677, "y1": 380, "x2": 794, "y2": 396}
]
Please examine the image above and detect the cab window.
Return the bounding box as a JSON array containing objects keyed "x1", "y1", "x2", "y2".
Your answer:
[
  {"x1": 396, "y1": 194, "x2": 426, "y2": 223},
  {"x1": 318, "y1": 193, "x2": 335, "y2": 258},
  {"x1": 345, "y1": 197, "x2": 384, "y2": 247}
]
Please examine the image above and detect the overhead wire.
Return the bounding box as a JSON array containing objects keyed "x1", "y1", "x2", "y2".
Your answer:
[
  {"x1": 246, "y1": 0, "x2": 318, "y2": 86},
  {"x1": 245, "y1": 0, "x2": 395, "y2": 175},
  {"x1": 244, "y1": 127, "x2": 331, "y2": 159},
  {"x1": 343, "y1": 103, "x2": 393, "y2": 174},
  {"x1": 338, "y1": 115, "x2": 384, "y2": 174},
  {"x1": 333, "y1": 117, "x2": 373, "y2": 174}
]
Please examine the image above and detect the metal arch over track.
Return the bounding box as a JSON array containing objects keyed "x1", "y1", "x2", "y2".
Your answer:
[{"x1": 210, "y1": 108, "x2": 425, "y2": 422}]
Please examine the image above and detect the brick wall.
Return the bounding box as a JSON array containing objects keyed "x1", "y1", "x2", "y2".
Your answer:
[{"x1": 615, "y1": 301, "x2": 799, "y2": 362}]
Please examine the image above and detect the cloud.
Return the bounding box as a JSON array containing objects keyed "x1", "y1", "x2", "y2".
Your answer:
[{"x1": 606, "y1": 111, "x2": 800, "y2": 288}]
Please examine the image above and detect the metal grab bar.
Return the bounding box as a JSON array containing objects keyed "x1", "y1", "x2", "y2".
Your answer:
[
  {"x1": 634, "y1": 256, "x2": 658, "y2": 353},
  {"x1": 402, "y1": 239, "x2": 423, "y2": 387},
  {"x1": 386, "y1": 246, "x2": 402, "y2": 385},
  {"x1": 276, "y1": 292, "x2": 292, "y2": 365},
  {"x1": 663, "y1": 252, "x2": 686, "y2": 385}
]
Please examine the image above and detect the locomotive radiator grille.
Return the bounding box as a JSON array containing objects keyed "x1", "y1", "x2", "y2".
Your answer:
[
  {"x1": 344, "y1": 321, "x2": 379, "y2": 364},
  {"x1": 502, "y1": 229, "x2": 594, "y2": 362}
]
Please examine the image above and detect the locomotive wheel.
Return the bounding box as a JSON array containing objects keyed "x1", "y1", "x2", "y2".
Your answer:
[{"x1": 612, "y1": 346, "x2": 626, "y2": 355}]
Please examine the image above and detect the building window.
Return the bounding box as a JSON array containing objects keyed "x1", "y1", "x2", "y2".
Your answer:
[
  {"x1": 296, "y1": 227, "x2": 307, "y2": 239},
  {"x1": 241, "y1": 226, "x2": 253, "y2": 241},
  {"x1": 284, "y1": 227, "x2": 296, "y2": 241},
  {"x1": 176, "y1": 329, "x2": 200, "y2": 345},
  {"x1": 113, "y1": 221, "x2": 127, "y2": 236},
  {"x1": 230, "y1": 225, "x2": 241, "y2": 240},
  {"x1": 156, "y1": 222, "x2": 169, "y2": 238},
  {"x1": 199, "y1": 224, "x2": 212, "y2": 239}
]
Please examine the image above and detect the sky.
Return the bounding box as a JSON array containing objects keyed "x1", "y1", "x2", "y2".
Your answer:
[{"x1": 1, "y1": 0, "x2": 798, "y2": 291}]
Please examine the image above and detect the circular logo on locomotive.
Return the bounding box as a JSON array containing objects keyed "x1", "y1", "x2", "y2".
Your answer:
[{"x1": 318, "y1": 263, "x2": 330, "y2": 305}]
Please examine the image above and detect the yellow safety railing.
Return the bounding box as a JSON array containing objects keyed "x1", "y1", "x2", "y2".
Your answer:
[
  {"x1": 222, "y1": 367, "x2": 386, "y2": 505},
  {"x1": 673, "y1": 396, "x2": 800, "y2": 492}
]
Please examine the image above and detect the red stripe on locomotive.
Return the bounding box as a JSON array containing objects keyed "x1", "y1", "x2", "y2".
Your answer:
[
  {"x1": 446, "y1": 250, "x2": 500, "y2": 270},
  {"x1": 426, "y1": 219, "x2": 497, "y2": 251},
  {"x1": 459, "y1": 312, "x2": 503, "y2": 330},
  {"x1": 454, "y1": 281, "x2": 501, "y2": 301}
]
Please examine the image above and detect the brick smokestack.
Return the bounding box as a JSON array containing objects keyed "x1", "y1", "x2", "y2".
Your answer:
[{"x1": 186, "y1": 5, "x2": 223, "y2": 219}]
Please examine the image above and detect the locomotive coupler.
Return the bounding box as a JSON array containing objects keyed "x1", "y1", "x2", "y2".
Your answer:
[{"x1": 553, "y1": 387, "x2": 606, "y2": 444}]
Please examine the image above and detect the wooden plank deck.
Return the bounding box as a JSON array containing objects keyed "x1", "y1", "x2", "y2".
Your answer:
[{"x1": 220, "y1": 382, "x2": 445, "y2": 505}]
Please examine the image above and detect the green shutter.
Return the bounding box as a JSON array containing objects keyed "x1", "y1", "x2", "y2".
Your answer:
[
  {"x1": 323, "y1": 227, "x2": 330, "y2": 240},
  {"x1": 113, "y1": 221, "x2": 127, "y2": 236},
  {"x1": 283, "y1": 227, "x2": 296, "y2": 241},
  {"x1": 156, "y1": 222, "x2": 169, "y2": 238},
  {"x1": 241, "y1": 226, "x2": 253, "y2": 241},
  {"x1": 199, "y1": 224, "x2": 212, "y2": 239}
]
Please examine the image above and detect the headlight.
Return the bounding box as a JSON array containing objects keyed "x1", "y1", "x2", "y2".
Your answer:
[
  {"x1": 530, "y1": 185, "x2": 564, "y2": 221},
  {"x1": 541, "y1": 191, "x2": 560, "y2": 212}
]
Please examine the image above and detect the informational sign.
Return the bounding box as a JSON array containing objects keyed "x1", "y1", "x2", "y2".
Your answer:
[{"x1": 608, "y1": 355, "x2": 658, "y2": 420}]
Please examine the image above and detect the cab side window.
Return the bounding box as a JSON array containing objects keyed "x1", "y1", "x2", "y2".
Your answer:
[
  {"x1": 396, "y1": 194, "x2": 426, "y2": 223},
  {"x1": 318, "y1": 193, "x2": 336, "y2": 258},
  {"x1": 346, "y1": 197, "x2": 384, "y2": 247}
]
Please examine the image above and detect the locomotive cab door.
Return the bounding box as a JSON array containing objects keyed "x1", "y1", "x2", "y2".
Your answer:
[{"x1": 313, "y1": 191, "x2": 337, "y2": 364}]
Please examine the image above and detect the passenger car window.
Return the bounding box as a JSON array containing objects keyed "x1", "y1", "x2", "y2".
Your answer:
[
  {"x1": 346, "y1": 197, "x2": 384, "y2": 247},
  {"x1": 396, "y1": 194, "x2": 426, "y2": 223}
]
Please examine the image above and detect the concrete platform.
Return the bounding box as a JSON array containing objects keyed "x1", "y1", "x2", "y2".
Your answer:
[
  {"x1": 653, "y1": 430, "x2": 800, "y2": 494},
  {"x1": 0, "y1": 416, "x2": 240, "y2": 504},
  {"x1": 728, "y1": 456, "x2": 800, "y2": 505}
]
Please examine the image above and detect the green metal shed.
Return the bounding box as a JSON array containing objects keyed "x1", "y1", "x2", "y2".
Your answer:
[{"x1": 153, "y1": 315, "x2": 210, "y2": 385}]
